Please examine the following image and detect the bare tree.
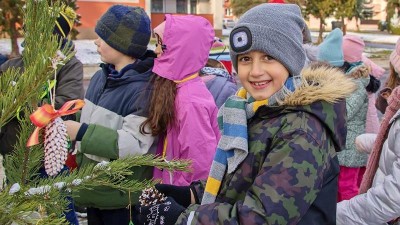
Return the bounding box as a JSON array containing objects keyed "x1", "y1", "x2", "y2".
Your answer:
[
  {"x1": 304, "y1": 0, "x2": 337, "y2": 43},
  {"x1": 230, "y1": 0, "x2": 265, "y2": 17},
  {"x1": 0, "y1": 0, "x2": 25, "y2": 58}
]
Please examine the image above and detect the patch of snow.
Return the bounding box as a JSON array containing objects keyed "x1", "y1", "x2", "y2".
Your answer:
[
  {"x1": 73, "y1": 39, "x2": 100, "y2": 65},
  {"x1": 310, "y1": 31, "x2": 400, "y2": 44},
  {"x1": 0, "y1": 38, "x2": 102, "y2": 65},
  {"x1": 0, "y1": 38, "x2": 24, "y2": 55},
  {"x1": 0, "y1": 38, "x2": 159, "y2": 66}
]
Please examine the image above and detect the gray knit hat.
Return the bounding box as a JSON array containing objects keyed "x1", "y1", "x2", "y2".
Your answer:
[
  {"x1": 229, "y1": 3, "x2": 306, "y2": 76},
  {"x1": 95, "y1": 5, "x2": 151, "y2": 58}
]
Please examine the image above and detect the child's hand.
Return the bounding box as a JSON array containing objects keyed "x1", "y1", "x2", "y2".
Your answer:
[
  {"x1": 138, "y1": 197, "x2": 185, "y2": 225},
  {"x1": 355, "y1": 133, "x2": 377, "y2": 154},
  {"x1": 64, "y1": 120, "x2": 81, "y2": 141}
]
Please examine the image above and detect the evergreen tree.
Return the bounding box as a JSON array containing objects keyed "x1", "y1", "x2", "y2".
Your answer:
[
  {"x1": 361, "y1": 0, "x2": 374, "y2": 19},
  {"x1": 351, "y1": 0, "x2": 366, "y2": 31},
  {"x1": 386, "y1": 0, "x2": 400, "y2": 33}
]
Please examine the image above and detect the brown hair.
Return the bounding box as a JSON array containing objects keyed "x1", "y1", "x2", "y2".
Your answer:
[
  {"x1": 206, "y1": 58, "x2": 225, "y2": 69},
  {"x1": 386, "y1": 63, "x2": 400, "y2": 90},
  {"x1": 140, "y1": 75, "x2": 177, "y2": 136}
]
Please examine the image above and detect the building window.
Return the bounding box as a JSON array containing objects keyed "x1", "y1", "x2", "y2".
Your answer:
[
  {"x1": 190, "y1": 0, "x2": 197, "y2": 14},
  {"x1": 152, "y1": 0, "x2": 164, "y2": 13},
  {"x1": 177, "y1": 0, "x2": 188, "y2": 14},
  {"x1": 225, "y1": 8, "x2": 232, "y2": 16}
]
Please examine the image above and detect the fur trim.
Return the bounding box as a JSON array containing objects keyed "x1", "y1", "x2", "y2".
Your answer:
[
  {"x1": 283, "y1": 64, "x2": 357, "y2": 106},
  {"x1": 347, "y1": 64, "x2": 370, "y2": 79}
]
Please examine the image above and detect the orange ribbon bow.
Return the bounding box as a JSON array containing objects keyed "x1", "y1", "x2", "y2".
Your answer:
[{"x1": 26, "y1": 99, "x2": 85, "y2": 147}]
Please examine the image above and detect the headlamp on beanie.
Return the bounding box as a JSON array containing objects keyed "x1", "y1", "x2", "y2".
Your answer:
[
  {"x1": 230, "y1": 27, "x2": 252, "y2": 52},
  {"x1": 229, "y1": 4, "x2": 306, "y2": 76}
]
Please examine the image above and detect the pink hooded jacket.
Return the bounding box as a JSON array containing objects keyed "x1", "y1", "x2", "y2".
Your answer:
[
  {"x1": 152, "y1": 15, "x2": 221, "y2": 185},
  {"x1": 362, "y1": 55, "x2": 386, "y2": 133}
]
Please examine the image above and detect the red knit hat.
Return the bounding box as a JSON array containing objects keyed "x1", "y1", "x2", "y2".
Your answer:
[{"x1": 362, "y1": 55, "x2": 385, "y2": 79}]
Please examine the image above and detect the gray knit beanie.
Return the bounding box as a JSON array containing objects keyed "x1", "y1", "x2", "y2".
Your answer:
[
  {"x1": 95, "y1": 5, "x2": 151, "y2": 59},
  {"x1": 229, "y1": 3, "x2": 306, "y2": 76}
]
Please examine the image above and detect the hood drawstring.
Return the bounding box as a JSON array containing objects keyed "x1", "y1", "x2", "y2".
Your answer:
[{"x1": 173, "y1": 73, "x2": 199, "y2": 84}]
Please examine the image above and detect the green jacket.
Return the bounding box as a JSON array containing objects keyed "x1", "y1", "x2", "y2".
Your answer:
[
  {"x1": 74, "y1": 59, "x2": 158, "y2": 209},
  {"x1": 338, "y1": 64, "x2": 370, "y2": 167},
  {"x1": 177, "y1": 64, "x2": 357, "y2": 225}
]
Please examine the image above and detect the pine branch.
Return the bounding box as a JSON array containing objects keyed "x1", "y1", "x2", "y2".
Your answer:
[
  {"x1": 1, "y1": 154, "x2": 190, "y2": 224},
  {"x1": 0, "y1": 184, "x2": 68, "y2": 225},
  {"x1": 72, "y1": 155, "x2": 191, "y2": 193},
  {"x1": 32, "y1": 155, "x2": 191, "y2": 194},
  {"x1": 4, "y1": 107, "x2": 43, "y2": 185}
]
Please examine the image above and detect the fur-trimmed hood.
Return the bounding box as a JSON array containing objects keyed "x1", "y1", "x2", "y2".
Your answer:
[
  {"x1": 283, "y1": 63, "x2": 357, "y2": 106},
  {"x1": 345, "y1": 63, "x2": 370, "y2": 87},
  {"x1": 275, "y1": 63, "x2": 357, "y2": 151}
]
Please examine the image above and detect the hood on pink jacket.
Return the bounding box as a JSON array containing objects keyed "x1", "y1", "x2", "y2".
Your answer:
[
  {"x1": 362, "y1": 55, "x2": 385, "y2": 133},
  {"x1": 152, "y1": 14, "x2": 215, "y2": 81},
  {"x1": 153, "y1": 21, "x2": 165, "y2": 40},
  {"x1": 362, "y1": 55, "x2": 385, "y2": 79}
]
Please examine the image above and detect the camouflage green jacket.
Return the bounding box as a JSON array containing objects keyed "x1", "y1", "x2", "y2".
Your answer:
[{"x1": 176, "y1": 65, "x2": 356, "y2": 225}]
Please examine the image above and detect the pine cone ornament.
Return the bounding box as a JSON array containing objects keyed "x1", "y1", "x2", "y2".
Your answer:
[
  {"x1": 44, "y1": 117, "x2": 68, "y2": 176},
  {"x1": 139, "y1": 187, "x2": 167, "y2": 206}
]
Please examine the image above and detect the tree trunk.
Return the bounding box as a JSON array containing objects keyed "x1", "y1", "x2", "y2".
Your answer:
[
  {"x1": 318, "y1": 17, "x2": 324, "y2": 44},
  {"x1": 9, "y1": 19, "x2": 20, "y2": 58},
  {"x1": 355, "y1": 17, "x2": 360, "y2": 32},
  {"x1": 341, "y1": 16, "x2": 347, "y2": 35}
]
